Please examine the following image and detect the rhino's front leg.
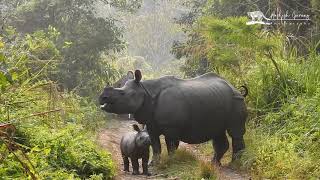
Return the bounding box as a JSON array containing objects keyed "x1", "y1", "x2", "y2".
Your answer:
[
  {"x1": 149, "y1": 135, "x2": 161, "y2": 166},
  {"x1": 165, "y1": 136, "x2": 179, "y2": 155}
]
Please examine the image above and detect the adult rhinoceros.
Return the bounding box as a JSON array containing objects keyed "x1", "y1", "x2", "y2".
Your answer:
[{"x1": 99, "y1": 70, "x2": 248, "y2": 165}]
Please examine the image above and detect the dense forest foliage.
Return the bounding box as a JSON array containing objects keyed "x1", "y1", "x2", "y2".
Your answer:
[
  {"x1": 1, "y1": 0, "x2": 319, "y2": 179},
  {"x1": 0, "y1": 0, "x2": 139, "y2": 179}
]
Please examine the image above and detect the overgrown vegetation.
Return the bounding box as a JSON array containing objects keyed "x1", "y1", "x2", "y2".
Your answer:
[
  {"x1": 172, "y1": 0, "x2": 320, "y2": 179},
  {"x1": 0, "y1": 0, "x2": 145, "y2": 178},
  {"x1": 0, "y1": 26, "x2": 116, "y2": 178}
]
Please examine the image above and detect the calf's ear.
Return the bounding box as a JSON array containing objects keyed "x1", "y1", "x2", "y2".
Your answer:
[
  {"x1": 134, "y1": 70, "x2": 142, "y2": 83},
  {"x1": 127, "y1": 71, "x2": 134, "y2": 79},
  {"x1": 133, "y1": 124, "x2": 141, "y2": 132}
]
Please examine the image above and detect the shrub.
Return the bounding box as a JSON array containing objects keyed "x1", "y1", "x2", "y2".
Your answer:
[{"x1": 0, "y1": 32, "x2": 115, "y2": 179}]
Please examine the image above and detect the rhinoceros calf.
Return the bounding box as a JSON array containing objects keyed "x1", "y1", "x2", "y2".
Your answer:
[
  {"x1": 100, "y1": 70, "x2": 248, "y2": 165},
  {"x1": 120, "y1": 124, "x2": 151, "y2": 175}
]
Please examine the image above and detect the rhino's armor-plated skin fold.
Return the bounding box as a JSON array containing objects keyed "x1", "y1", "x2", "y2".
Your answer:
[{"x1": 99, "y1": 71, "x2": 248, "y2": 165}]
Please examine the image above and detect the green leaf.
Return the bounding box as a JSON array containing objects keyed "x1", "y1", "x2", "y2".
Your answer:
[
  {"x1": 44, "y1": 148, "x2": 51, "y2": 155},
  {"x1": 0, "y1": 53, "x2": 5, "y2": 63},
  {"x1": 0, "y1": 68, "x2": 13, "y2": 83},
  {"x1": 0, "y1": 72, "x2": 8, "y2": 85},
  {"x1": 62, "y1": 41, "x2": 73, "y2": 49}
]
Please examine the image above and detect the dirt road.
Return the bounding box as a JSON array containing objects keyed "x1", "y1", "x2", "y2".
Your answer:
[
  {"x1": 98, "y1": 119, "x2": 164, "y2": 180},
  {"x1": 97, "y1": 119, "x2": 249, "y2": 180}
]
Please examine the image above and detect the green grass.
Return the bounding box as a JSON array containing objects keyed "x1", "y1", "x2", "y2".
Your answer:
[
  {"x1": 155, "y1": 149, "x2": 216, "y2": 180},
  {"x1": 235, "y1": 53, "x2": 320, "y2": 179},
  {"x1": 237, "y1": 126, "x2": 319, "y2": 179}
]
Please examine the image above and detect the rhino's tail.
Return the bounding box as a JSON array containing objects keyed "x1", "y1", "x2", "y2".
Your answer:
[{"x1": 240, "y1": 85, "x2": 248, "y2": 97}]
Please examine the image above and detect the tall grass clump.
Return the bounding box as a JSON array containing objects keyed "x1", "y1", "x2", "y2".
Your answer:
[{"x1": 239, "y1": 52, "x2": 320, "y2": 179}]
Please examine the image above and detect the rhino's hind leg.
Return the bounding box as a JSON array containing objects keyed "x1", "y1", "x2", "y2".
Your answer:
[
  {"x1": 231, "y1": 136, "x2": 245, "y2": 161},
  {"x1": 227, "y1": 126, "x2": 245, "y2": 161},
  {"x1": 212, "y1": 133, "x2": 229, "y2": 166},
  {"x1": 165, "y1": 136, "x2": 179, "y2": 155},
  {"x1": 123, "y1": 156, "x2": 130, "y2": 172},
  {"x1": 228, "y1": 98, "x2": 247, "y2": 161}
]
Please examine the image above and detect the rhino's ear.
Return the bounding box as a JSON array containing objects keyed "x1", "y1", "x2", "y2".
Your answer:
[
  {"x1": 133, "y1": 124, "x2": 141, "y2": 132},
  {"x1": 142, "y1": 124, "x2": 147, "y2": 131},
  {"x1": 134, "y1": 70, "x2": 142, "y2": 83},
  {"x1": 127, "y1": 71, "x2": 134, "y2": 79}
]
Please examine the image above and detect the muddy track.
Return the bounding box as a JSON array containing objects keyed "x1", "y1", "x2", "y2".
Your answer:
[{"x1": 97, "y1": 119, "x2": 249, "y2": 180}]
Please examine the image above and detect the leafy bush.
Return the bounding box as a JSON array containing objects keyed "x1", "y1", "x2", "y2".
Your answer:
[
  {"x1": 0, "y1": 28, "x2": 115, "y2": 179},
  {"x1": 1, "y1": 124, "x2": 115, "y2": 179},
  {"x1": 27, "y1": 125, "x2": 114, "y2": 179},
  {"x1": 0, "y1": 87, "x2": 115, "y2": 179}
]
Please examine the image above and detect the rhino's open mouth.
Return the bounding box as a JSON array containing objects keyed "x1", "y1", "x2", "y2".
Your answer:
[{"x1": 100, "y1": 102, "x2": 113, "y2": 109}]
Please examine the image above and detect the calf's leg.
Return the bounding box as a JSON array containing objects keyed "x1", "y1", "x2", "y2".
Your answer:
[
  {"x1": 131, "y1": 158, "x2": 139, "y2": 175},
  {"x1": 122, "y1": 156, "x2": 130, "y2": 172}
]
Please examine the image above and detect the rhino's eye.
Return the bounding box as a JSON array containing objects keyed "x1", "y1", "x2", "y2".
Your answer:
[
  {"x1": 101, "y1": 96, "x2": 108, "y2": 101},
  {"x1": 119, "y1": 90, "x2": 125, "y2": 95}
]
